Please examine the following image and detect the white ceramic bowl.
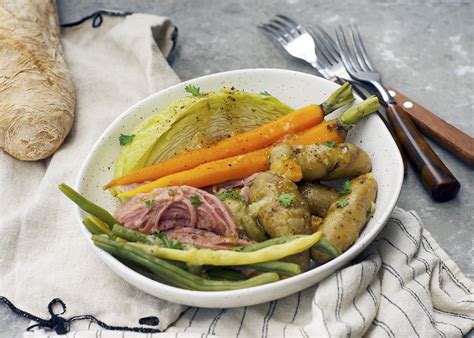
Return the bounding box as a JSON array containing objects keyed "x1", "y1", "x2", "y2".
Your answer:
[{"x1": 76, "y1": 69, "x2": 403, "y2": 308}]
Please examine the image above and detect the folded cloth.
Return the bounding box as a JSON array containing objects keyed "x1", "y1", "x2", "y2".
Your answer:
[
  {"x1": 0, "y1": 12, "x2": 472, "y2": 338},
  {"x1": 168, "y1": 208, "x2": 474, "y2": 337},
  {"x1": 0, "y1": 12, "x2": 184, "y2": 333},
  {"x1": 22, "y1": 208, "x2": 473, "y2": 337}
]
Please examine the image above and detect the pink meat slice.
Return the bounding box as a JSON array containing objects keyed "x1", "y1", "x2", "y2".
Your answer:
[
  {"x1": 205, "y1": 173, "x2": 259, "y2": 203},
  {"x1": 166, "y1": 227, "x2": 253, "y2": 250},
  {"x1": 115, "y1": 185, "x2": 239, "y2": 240}
]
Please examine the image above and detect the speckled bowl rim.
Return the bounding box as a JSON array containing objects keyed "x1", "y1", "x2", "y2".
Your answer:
[{"x1": 75, "y1": 68, "x2": 403, "y2": 308}]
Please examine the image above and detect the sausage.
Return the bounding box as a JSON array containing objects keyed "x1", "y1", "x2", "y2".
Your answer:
[
  {"x1": 299, "y1": 182, "x2": 339, "y2": 217},
  {"x1": 270, "y1": 143, "x2": 372, "y2": 181},
  {"x1": 311, "y1": 173, "x2": 377, "y2": 263},
  {"x1": 249, "y1": 172, "x2": 313, "y2": 238}
]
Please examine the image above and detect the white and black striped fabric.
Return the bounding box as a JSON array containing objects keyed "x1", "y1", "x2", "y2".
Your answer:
[{"x1": 26, "y1": 208, "x2": 474, "y2": 337}]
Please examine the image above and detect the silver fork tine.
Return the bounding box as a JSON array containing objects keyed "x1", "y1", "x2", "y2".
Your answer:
[
  {"x1": 353, "y1": 25, "x2": 375, "y2": 71},
  {"x1": 259, "y1": 24, "x2": 288, "y2": 44},
  {"x1": 335, "y1": 26, "x2": 358, "y2": 74},
  {"x1": 269, "y1": 19, "x2": 298, "y2": 38},
  {"x1": 343, "y1": 26, "x2": 365, "y2": 72},
  {"x1": 315, "y1": 25, "x2": 341, "y2": 60},
  {"x1": 259, "y1": 15, "x2": 330, "y2": 79},
  {"x1": 310, "y1": 27, "x2": 337, "y2": 65},
  {"x1": 345, "y1": 26, "x2": 364, "y2": 72},
  {"x1": 308, "y1": 27, "x2": 334, "y2": 66},
  {"x1": 275, "y1": 14, "x2": 305, "y2": 34},
  {"x1": 264, "y1": 23, "x2": 291, "y2": 42},
  {"x1": 349, "y1": 25, "x2": 370, "y2": 72}
]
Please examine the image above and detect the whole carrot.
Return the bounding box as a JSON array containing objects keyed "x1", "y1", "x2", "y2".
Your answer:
[
  {"x1": 104, "y1": 83, "x2": 354, "y2": 190},
  {"x1": 120, "y1": 149, "x2": 270, "y2": 198},
  {"x1": 118, "y1": 96, "x2": 380, "y2": 199},
  {"x1": 287, "y1": 94, "x2": 381, "y2": 145}
]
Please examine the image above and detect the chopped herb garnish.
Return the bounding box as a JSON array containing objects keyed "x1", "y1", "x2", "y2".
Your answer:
[
  {"x1": 260, "y1": 91, "x2": 271, "y2": 96},
  {"x1": 144, "y1": 199, "x2": 153, "y2": 208},
  {"x1": 322, "y1": 141, "x2": 336, "y2": 148},
  {"x1": 217, "y1": 189, "x2": 241, "y2": 201},
  {"x1": 119, "y1": 134, "x2": 135, "y2": 145},
  {"x1": 339, "y1": 180, "x2": 352, "y2": 196},
  {"x1": 153, "y1": 232, "x2": 183, "y2": 250},
  {"x1": 277, "y1": 194, "x2": 295, "y2": 208},
  {"x1": 191, "y1": 195, "x2": 202, "y2": 207},
  {"x1": 337, "y1": 199, "x2": 348, "y2": 208},
  {"x1": 185, "y1": 84, "x2": 201, "y2": 96}
]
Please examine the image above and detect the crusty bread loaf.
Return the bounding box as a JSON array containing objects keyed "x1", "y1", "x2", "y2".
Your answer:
[{"x1": 0, "y1": 0, "x2": 75, "y2": 160}]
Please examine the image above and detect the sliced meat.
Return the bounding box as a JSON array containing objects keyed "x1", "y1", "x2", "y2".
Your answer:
[
  {"x1": 115, "y1": 186, "x2": 238, "y2": 238},
  {"x1": 166, "y1": 227, "x2": 253, "y2": 250}
]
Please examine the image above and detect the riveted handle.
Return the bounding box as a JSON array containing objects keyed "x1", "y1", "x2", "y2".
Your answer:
[
  {"x1": 386, "y1": 104, "x2": 460, "y2": 202},
  {"x1": 388, "y1": 88, "x2": 474, "y2": 166}
]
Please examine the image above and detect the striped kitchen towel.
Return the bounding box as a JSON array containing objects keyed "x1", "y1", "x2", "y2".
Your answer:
[{"x1": 24, "y1": 207, "x2": 474, "y2": 337}]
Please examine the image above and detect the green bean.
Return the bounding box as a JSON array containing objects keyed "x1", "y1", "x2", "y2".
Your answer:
[
  {"x1": 110, "y1": 225, "x2": 192, "y2": 269},
  {"x1": 313, "y1": 238, "x2": 342, "y2": 258},
  {"x1": 93, "y1": 235, "x2": 279, "y2": 291},
  {"x1": 245, "y1": 261, "x2": 301, "y2": 276},
  {"x1": 116, "y1": 255, "x2": 171, "y2": 284},
  {"x1": 207, "y1": 269, "x2": 247, "y2": 281},
  {"x1": 96, "y1": 231, "x2": 189, "y2": 269},
  {"x1": 59, "y1": 183, "x2": 118, "y2": 227},
  {"x1": 186, "y1": 265, "x2": 203, "y2": 275},
  {"x1": 112, "y1": 224, "x2": 155, "y2": 243},
  {"x1": 238, "y1": 235, "x2": 305, "y2": 252},
  {"x1": 96, "y1": 240, "x2": 188, "y2": 288},
  {"x1": 82, "y1": 218, "x2": 104, "y2": 235},
  {"x1": 88, "y1": 215, "x2": 114, "y2": 237}
]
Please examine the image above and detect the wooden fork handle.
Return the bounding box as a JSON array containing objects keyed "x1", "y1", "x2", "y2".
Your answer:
[
  {"x1": 388, "y1": 87, "x2": 474, "y2": 166},
  {"x1": 386, "y1": 104, "x2": 461, "y2": 202}
]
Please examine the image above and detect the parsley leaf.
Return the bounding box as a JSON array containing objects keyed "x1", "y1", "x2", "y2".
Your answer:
[
  {"x1": 217, "y1": 189, "x2": 241, "y2": 201},
  {"x1": 322, "y1": 141, "x2": 336, "y2": 148},
  {"x1": 153, "y1": 232, "x2": 183, "y2": 250},
  {"x1": 339, "y1": 180, "x2": 352, "y2": 196},
  {"x1": 144, "y1": 199, "x2": 153, "y2": 208},
  {"x1": 191, "y1": 195, "x2": 202, "y2": 207},
  {"x1": 260, "y1": 91, "x2": 271, "y2": 96},
  {"x1": 337, "y1": 199, "x2": 348, "y2": 208},
  {"x1": 277, "y1": 194, "x2": 295, "y2": 208},
  {"x1": 168, "y1": 239, "x2": 183, "y2": 250},
  {"x1": 119, "y1": 134, "x2": 135, "y2": 145},
  {"x1": 185, "y1": 84, "x2": 201, "y2": 96}
]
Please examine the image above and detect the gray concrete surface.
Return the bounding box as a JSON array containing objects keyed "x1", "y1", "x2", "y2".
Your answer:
[{"x1": 2, "y1": 0, "x2": 472, "y2": 336}]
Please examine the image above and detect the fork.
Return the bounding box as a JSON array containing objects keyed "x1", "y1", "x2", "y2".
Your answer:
[
  {"x1": 259, "y1": 15, "x2": 330, "y2": 78},
  {"x1": 259, "y1": 16, "x2": 408, "y2": 172},
  {"x1": 336, "y1": 25, "x2": 460, "y2": 202}
]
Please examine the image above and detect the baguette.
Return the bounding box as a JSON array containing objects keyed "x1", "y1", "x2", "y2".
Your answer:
[{"x1": 0, "y1": 0, "x2": 75, "y2": 160}]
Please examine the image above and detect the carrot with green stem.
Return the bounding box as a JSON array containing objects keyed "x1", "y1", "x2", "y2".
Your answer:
[
  {"x1": 104, "y1": 82, "x2": 354, "y2": 190},
  {"x1": 118, "y1": 96, "x2": 380, "y2": 199}
]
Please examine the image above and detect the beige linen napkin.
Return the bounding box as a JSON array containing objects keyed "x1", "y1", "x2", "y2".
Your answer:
[{"x1": 0, "y1": 13, "x2": 185, "y2": 332}]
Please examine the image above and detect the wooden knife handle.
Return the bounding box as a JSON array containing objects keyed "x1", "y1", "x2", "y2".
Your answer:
[
  {"x1": 389, "y1": 87, "x2": 474, "y2": 166},
  {"x1": 386, "y1": 104, "x2": 461, "y2": 201}
]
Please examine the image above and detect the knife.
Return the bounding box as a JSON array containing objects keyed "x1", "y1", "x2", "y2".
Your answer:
[{"x1": 388, "y1": 88, "x2": 474, "y2": 166}]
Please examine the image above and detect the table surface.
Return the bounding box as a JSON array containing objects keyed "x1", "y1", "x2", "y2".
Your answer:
[{"x1": 2, "y1": 0, "x2": 472, "y2": 336}]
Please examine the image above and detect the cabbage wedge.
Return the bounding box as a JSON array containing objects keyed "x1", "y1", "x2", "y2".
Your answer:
[{"x1": 113, "y1": 88, "x2": 293, "y2": 181}]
